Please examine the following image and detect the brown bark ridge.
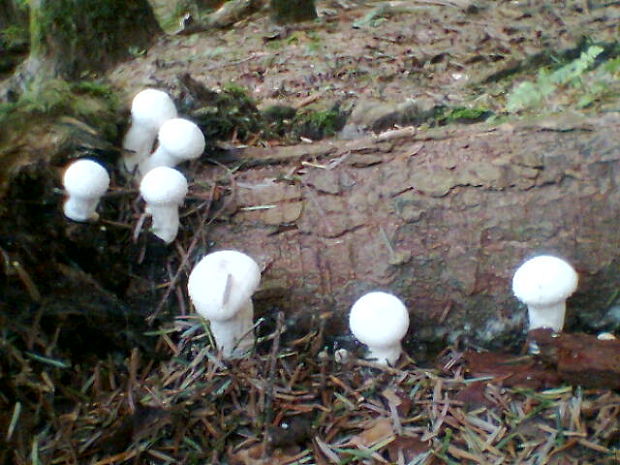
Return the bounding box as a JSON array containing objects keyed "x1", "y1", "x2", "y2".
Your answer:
[
  {"x1": 529, "y1": 328, "x2": 620, "y2": 389},
  {"x1": 201, "y1": 113, "x2": 620, "y2": 348}
]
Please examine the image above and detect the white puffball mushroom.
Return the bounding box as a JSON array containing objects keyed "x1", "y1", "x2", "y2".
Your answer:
[
  {"x1": 138, "y1": 118, "x2": 205, "y2": 176},
  {"x1": 139, "y1": 166, "x2": 188, "y2": 244},
  {"x1": 512, "y1": 255, "x2": 578, "y2": 332},
  {"x1": 62, "y1": 159, "x2": 110, "y2": 222},
  {"x1": 187, "y1": 250, "x2": 261, "y2": 358},
  {"x1": 122, "y1": 88, "x2": 177, "y2": 174},
  {"x1": 349, "y1": 291, "x2": 410, "y2": 365}
]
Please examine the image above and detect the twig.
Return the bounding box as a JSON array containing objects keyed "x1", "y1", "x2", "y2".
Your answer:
[
  {"x1": 147, "y1": 185, "x2": 215, "y2": 324},
  {"x1": 262, "y1": 311, "x2": 285, "y2": 457}
]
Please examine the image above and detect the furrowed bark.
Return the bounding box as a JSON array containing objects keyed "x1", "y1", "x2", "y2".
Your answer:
[{"x1": 203, "y1": 114, "x2": 620, "y2": 347}]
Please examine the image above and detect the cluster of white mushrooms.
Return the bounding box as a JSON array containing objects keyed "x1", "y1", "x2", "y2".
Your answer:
[
  {"x1": 59, "y1": 91, "x2": 605, "y2": 362},
  {"x1": 184, "y1": 248, "x2": 591, "y2": 362},
  {"x1": 61, "y1": 88, "x2": 206, "y2": 244}
]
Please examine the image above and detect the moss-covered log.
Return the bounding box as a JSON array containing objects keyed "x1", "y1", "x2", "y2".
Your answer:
[{"x1": 1, "y1": 111, "x2": 619, "y2": 357}]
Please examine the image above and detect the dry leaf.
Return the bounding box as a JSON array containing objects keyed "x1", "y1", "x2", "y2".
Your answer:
[
  {"x1": 348, "y1": 417, "x2": 394, "y2": 448},
  {"x1": 386, "y1": 435, "x2": 432, "y2": 463}
]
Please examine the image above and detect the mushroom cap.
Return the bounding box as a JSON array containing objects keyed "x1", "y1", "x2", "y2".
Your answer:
[
  {"x1": 63, "y1": 159, "x2": 110, "y2": 198},
  {"x1": 139, "y1": 166, "x2": 188, "y2": 205},
  {"x1": 130, "y1": 88, "x2": 177, "y2": 130},
  {"x1": 512, "y1": 255, "x2": 578, "y2": 307},
  {"x1": 349, "y1": 291, "x2": 410, "y2": 347},
  {"x1": 157, "y1": 118, "x2": 206, "y2": 161},
  {"x1": 187, "y1": 250, "x2": 261, "y2": 321}
]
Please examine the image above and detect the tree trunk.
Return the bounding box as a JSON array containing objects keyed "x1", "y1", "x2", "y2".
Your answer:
[
  {"x1": 9, "y1": 0, "x2": 160, "y2": 93},
  {"x1": 0, "y1": 0, "x2": 27, "y2": 29},
  {"x1": 0, "y1": 0, "x2": 28, "y2": 75},
  {"x1": 270, "y1": 0, "x2": 316, "y2": 24},
  {"x1": 202, "y1": 114, "x2": 620, "y2": 348}
]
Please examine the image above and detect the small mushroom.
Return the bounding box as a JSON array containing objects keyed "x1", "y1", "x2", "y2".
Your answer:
[
  {"x1": 139, "y1": 167, "x2": 188, "y2": 244},
  {"x1": 138, "y1": 118, "x2": 205, "y2": 176},
  {"x1": 122, "y1": 89, "x2": 177, "y2": 174},
  {"x1": 187, "y1": 250, "x2": 261, "y2": 358},
  {"x1": 62, "y1": 159, "x2": 110, "y2": 222},
  {"x1": 349, "y1": 291, "x2": 410, "y2": 365},
  {"x1": 597, "y1": 332, "x2": 617, "y2": 341},
  {"x1": 512, "y1": 255, "x2": 578, "y2": 332}
]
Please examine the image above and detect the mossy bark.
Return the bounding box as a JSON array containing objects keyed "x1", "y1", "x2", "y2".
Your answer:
[
  {"x1": 0, "y1": 1, "x2": 29, "y2": 75},
  {"x1": 12, "y1": 0, "x2": 160, "y2": 92},
  {"x1": 270, "y1": 0, "x2": 316, "y2": 25},
  {"x1": 0, "y1": 0, "x2": 27, "y2": 30}
]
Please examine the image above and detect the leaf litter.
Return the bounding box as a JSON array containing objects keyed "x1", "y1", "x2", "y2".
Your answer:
[{"x1": 2, "y1": 310, "x2": 619, "y2": 463}]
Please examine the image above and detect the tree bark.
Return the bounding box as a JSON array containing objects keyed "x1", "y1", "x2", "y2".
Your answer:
[
  {"x1": 0, "y1": 0, "x2": 27, "y2": 30},
  {"x1": 270, "y1": 0, "x2": 317, "y2": 24},
  {"x1": 0, "y1": 0, "x2": 28, "y2": 75},
  {"x1": 8, "y1": 0, "x2": 160, "y2": 94},
  {"x1": 202, "y1": 113, "x2": 620, "y2": 348}
]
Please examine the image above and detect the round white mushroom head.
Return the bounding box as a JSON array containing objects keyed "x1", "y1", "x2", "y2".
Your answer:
[
  {"x1": 139, "y1": 118, "x2": 205, "y2": 175},
  {"x1": 139, "y1": 166, "x2": 188, "y2": 205},
  {"x1": 157, "y1": 118, "x2": 205, "y2": 161},
  {"x1": 130, "y1": 88, "x2": 177, "y2": 132},
  {"x1": 62, "y1": 159, "x2": 110, "y2": 222},
  {"x1": 512, "y1": 255, "x2": 578, "y2": 331},
  {"x1": 187, "y1": 250, "x2": 261, "y2": 322},
  {"x1": 122, "y1": 88, "x2": 177, "y2": 173},
  {"x1": 349, "y1": 291, "x2": 410, "y2": 365},
  {"x1": 139, "y1": 167, "x2": 188, "y2": 243}
]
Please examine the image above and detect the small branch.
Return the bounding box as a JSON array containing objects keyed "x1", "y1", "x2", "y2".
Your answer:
[{"x1": 261, "y1": 311, "x2": 285, "y2": 457}]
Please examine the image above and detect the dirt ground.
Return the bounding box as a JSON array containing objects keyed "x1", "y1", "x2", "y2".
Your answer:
[{"x1": 111, "y1": 0, "x2": 619, "y2": 117}]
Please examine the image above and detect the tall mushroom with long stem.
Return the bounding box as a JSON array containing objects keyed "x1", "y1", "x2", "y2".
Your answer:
[
  {"x1": 122, "y1": 88, "x2": 177, "y2": 174},
  {"x1": 187, "y1": 250, "x2": 261, "y2": 358},
  {"x1": 139, "y1": 166, "x2": 188, "y2": 244},
  {"x1": 512, "y1": 255, "x2": 578, "y2": 333}
]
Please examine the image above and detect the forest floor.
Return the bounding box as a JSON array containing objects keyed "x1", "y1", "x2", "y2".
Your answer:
[{"x1": 1, "y1": 0, "x2": 620, "y2": 464}]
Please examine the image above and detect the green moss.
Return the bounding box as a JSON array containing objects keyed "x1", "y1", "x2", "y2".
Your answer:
[
  {"x1": 0, "y1": 24, "x2": 29, "y2": 49},
  {"x1": 261, "y1": 105, "x2": 297, "y2": 136},
  {"x1": 187, "y1": 82, "x2": 264, "y2": 143},
  {"x1": 439, "y1": 106, "x2": 493, "y2": 124},
  {"x1": 291, "y1": 107, "x2": 346, "y2": 140},
  {"x1": 0, "y1": 78, "x2": 119, "y2": 138}
]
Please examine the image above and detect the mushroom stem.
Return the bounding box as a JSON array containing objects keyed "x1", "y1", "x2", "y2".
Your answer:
[
  {"x1": 141, "y1": 146, "x2": 179, "y2": 173},
  {"x1": 208, "y1": 299, "x2": 255, "y2": 358},
  {"x1": 147, "y1": 204, "x2": 181, "y2": 244},
  {"x1": 64, "y1": 196, "x2": 102, "y2": 222},
  {"x1": 367, "y1": 343, "x2": 403, "y2": 366},
  {"x1": 122, "y1": 126, "x2": 158, "y2": 173},
  {"x1": 527, "y1": 301, "x2": 567, "y2": 332}
]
